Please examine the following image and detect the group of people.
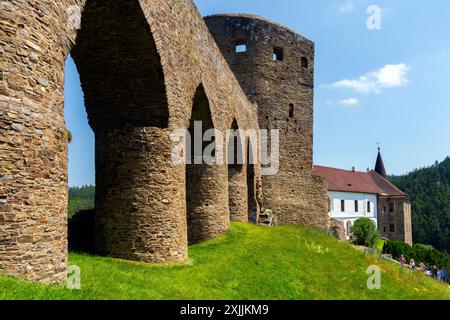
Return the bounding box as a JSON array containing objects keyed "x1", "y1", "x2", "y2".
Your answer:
[{"x1": 399, "y1": 255, "x2": 448, "y2": 284}]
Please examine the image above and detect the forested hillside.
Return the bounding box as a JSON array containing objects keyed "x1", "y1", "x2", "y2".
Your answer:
[
  {"x1": 391, "y1": 157, "x2": 450, "y2": 252},
  {"x1": 68, "y1": 185, "x2": 95, "y2": 217}
]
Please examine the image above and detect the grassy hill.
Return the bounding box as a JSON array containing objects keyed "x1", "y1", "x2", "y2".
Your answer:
[{"x1": 0, "y1": 223, "x2": 448, "y2": 300}]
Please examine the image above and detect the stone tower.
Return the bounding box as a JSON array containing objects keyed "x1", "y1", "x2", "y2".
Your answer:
[
  {"x1": 374, "y1": 149, "x2": 413, "y2": 245},
  {"x1": 205, "y1": 14, "x2": 329, "y2": 226}
]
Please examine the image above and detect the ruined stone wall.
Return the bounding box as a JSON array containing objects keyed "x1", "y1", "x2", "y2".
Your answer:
[
  {"x1": 0, "y1": 0, "x2": 261, "y2": 283},
  {"x1": 227, "y1": 119, "x2": 250, "y2": 222},
  {"x1": 228, "y1": 165, "x2": 248, "y2": 222},
  {"x1": 378, "y1": 196, "x2": 413, "y2": 245},
  {"x1": 95, "y1": 128, "x2": 187, "y2": 262},
  {"x1": 205, "y1": 14, "x2": 329, "y2": 227}
]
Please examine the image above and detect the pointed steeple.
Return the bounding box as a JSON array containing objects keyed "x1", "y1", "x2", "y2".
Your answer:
[{"x1": 374, "y1": 147, "x2": 388, "y2": 179}]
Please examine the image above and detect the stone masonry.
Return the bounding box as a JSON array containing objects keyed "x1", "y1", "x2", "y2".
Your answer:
[
  {"x1": 205, "y1": 14, "x2": 329, "y2": 227},
  {"x1": 0, "y1": 1, "x2": 328, "y2": 284},
  {"x1": 378, "y1": 196, "x2": 413, "y2": 245}
]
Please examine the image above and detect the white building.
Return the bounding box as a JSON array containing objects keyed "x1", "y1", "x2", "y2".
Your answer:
[
  {"x1": 313, "y1": 149, "x2": 412, "y2": 244},
  {"x1": 327, "y1": 191, "x2": 378, "y2": 237}
]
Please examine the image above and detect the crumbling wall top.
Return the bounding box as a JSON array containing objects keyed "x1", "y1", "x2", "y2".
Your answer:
[{"x1": 204, "y1": 13, "x2": 314, "y2": 46}]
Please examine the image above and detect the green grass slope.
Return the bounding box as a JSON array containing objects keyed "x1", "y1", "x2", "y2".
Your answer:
[{"x1": 0, "y1": 223, "x2": 448, "y2": 300}]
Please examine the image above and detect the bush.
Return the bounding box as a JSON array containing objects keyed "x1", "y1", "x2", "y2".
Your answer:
[
  {"x1": 383, "y1": 240, "x2": 450, "y2": 270},
  {"x1": 382, "y1": 240, "x2": 413, "y2": 260},
  {"x1": 350, "y1": 218, "x2": 380, "y2": 248}
]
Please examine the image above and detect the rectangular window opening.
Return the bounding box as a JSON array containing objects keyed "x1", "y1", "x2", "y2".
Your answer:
[
  {"x1": 341, "y1": 200, "x2": 345, "y2": 212},
  {"x1": 389, "y1": 202, "x2": 395, "y2": 213},
  {"x1": 235, "y1": 41, "x2": 247, "y2": 53},
  {"x1": 301, "y1": 57, "x2": 308, "y2": 68},
  {"x1": 289, "y1": 104, "x2": 294, "y2": 118},
  {"x1": 272, "y1": 47, "x2": 284, "y2": 61},
  {"x1": 390, "y1": 224, "x2": 396, "y2": 233},
  {"x1": 367, "y1": 201, "x2": 371, "y2": 213},
  {"x1": 354, "y1": 200, "x2": 359, "y2": 212}
]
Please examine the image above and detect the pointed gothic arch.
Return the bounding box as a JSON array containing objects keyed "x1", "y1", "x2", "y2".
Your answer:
[
  {"x1": 227, "y1": 118, "x2": 248, "y2": 222},
  {"x1": 0, "y1": 0, "x2": 187, "y2": 283},
  {"x1": 70, "y1": 0, "x2": 186, "y2": 263},
  {"x1": 247, "y1": 139, "x2": 258, "y2": 223},
  {"x1": 186, "y1": 84, "x2": 230, "y2": 244}
]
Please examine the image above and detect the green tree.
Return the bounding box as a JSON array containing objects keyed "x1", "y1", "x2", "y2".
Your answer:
[
  {"x1": 351, "y1": 218, "x2": 380, "y2": 248},
  {"x1": 390, "y1": 157, "x2": 450, "y2": 252},
  {"x1": 68, "y1": 185, "x2": 95, "y2": 217}
]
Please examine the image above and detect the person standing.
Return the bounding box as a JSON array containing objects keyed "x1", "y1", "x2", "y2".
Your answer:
[
  {"x1": 400, "y1": 255, "x2": 406, "y2": 268},
  {"x1": 419, "y1": 262, "x2": 425, "y2": 272},
  {"x1": 410, "y1": 259, "x2": 416, "y2": 271},
  {"x1": 432, "y1": 266, "x2": 438, "y2": 279},
  {"x1": 438, "y1": 267, "x2": 447, "y2": 282}
]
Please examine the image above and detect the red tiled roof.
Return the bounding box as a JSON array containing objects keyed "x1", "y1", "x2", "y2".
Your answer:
[{"x1": 313, "y1": 165, "x2": 407, "y2": 197}]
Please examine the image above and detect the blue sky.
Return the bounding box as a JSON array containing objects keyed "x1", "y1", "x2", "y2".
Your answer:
[{"x1": 65, "y1": 0, "x2": 450, "y2": 186}]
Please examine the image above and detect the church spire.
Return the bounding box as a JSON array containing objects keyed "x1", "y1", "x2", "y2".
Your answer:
[{"x1": 374, "y1": 147, "x2": 388, "y2": 179}]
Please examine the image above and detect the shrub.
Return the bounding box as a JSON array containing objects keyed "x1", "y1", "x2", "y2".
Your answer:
[
  {"x1": 382, "y1": 240, "x2": 413, "y2": 260},
  {"x1": 383, "y1": 240, "x2": 450, "y2": 270},
  {"x1": 350, "y1": 218, "x2": 380, "y2": 248}
]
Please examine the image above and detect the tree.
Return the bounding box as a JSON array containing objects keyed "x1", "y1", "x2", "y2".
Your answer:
[
  {"x1": 390, "y1": 157, "x2": 450, "y2": 252},
  {"x1": 351, "y1": 218, "x2": 380, "y2": 248}
]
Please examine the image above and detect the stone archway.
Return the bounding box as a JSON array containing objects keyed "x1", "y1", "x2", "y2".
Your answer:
[
  {"x1": 247, "y1": 140, "x2": 258, "y2": 223},
  {"x1": 227, "y1": 119, "x2": 248, "y2": 222},
  {"x1": 0, "y1": 0, "x2": 262, "y2": 284},
  {"x1": 71, "y1": 0, "x2": 187, "y2": 265},
  {"x1": 186, "y1": 84, "x2": 230, "y2": 244},
  {"x1": 0, "y1": 0, "x2": 188, "y2": 283}
]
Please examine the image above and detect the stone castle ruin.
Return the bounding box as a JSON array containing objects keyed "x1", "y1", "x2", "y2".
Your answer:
[{"x1": 0, "y1": 0, "x2": 329, "y2": 283}]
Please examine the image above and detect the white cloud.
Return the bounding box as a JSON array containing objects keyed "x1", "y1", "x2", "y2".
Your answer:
[
  {"x1": 329, "y1": 63, "x2": 411, "y2": 94},
  {"x1": 339, "y1": 97, "x2": 360, "y2": 106},
  {"x1": 338, "y1": 0, "x2": 354, "y2": 14}
]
